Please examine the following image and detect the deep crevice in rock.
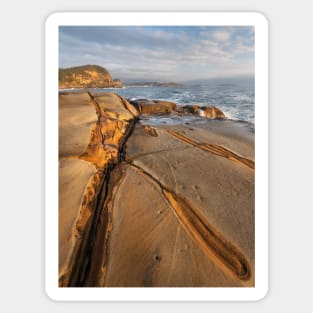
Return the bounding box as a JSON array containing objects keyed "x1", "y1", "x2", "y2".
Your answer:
[{"x1": 66, "y1": 93, "x2": 138, "y2": 287}]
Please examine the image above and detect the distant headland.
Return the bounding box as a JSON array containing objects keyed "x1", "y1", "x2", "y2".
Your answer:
[
  {"x1": 59, "y1": 64, "x2": 185, "y2": 89},
  {"x1": 59, "y1": 65, "x2": 122, "y2": 89}
]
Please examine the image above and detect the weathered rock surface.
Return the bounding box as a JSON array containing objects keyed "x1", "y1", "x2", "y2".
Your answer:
[
  {"x1": 176, "y1": 104, "x2": 225, "y2": 119},
  {"x1": 175, "y1": 104, "x2": 200, "y2": 115},
  {"x1": 58, "y1": 91, "x2": 254, "y2": 287},
  {"x1": 58, "y1": 91, "x2": 138, "y2": 286},
  {"x1": 128, "y1": 99, "x2": 176, "y2": 114},
  {"x1": 97, "y1": 122, "x2": 255, "y2": 287},
  {"x1": 59, "y1": 65, "x2": 122, "y2": 89},
  {"x1": 100, "y1": 165, "x2": 243, "y2": 287},
  {"x1": 201, "y1": 106, "x2": 225, "y2": 118},
  {"x1": 58, "y1": 158, "x2": 97, "y2": 284},
  {"x1": 59, "y1": 92, "x2": 98, "y2": 158},
  {"x1": 129, "y1": 98, "x2": 225, "y2": 119}
]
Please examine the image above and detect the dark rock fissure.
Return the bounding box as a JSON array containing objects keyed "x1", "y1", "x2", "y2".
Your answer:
[
  {"x1": 67, "y1": 94, "x2": 138, "y2": 287},
  {"x1": 68, "y1": 164, "x2": 112, "y2": 286}
]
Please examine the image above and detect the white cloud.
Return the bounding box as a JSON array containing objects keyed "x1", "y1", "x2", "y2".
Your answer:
[
  {"x1": 212, "y1": 31, "x2": 231, "y2": 42},
  {"x1": 59, "y1": 27, "x2": 254, "y2": 80}
]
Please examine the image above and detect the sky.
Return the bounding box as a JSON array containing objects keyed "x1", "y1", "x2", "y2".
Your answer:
[{"x1": 59, "y1": 26, "x2": 254, "y2": 82}]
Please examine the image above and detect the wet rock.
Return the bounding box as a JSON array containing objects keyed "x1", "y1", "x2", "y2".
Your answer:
[
  {"x1": 128, "y1": 99, "x2": 176, "y2": 114},
  {"x1": 177, "y1": 104, "x2": 225, "y2": 119},
  {"x1": 128, "y1": 98, "x2": 225, "y2": 119},
  {"x1": 153, "y1": 100, "x2": 176, "y2": 110},
  {"x1": 176, "y1": 104, "x2": 200, "y2": 115},
  {"x1": 200, "y1": 106, "x2": 225, "y2": 119}
]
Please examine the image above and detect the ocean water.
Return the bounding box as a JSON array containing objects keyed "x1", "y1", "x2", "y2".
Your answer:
[{"x1": 61, "y1": 77, "x2": 255, "y2": 124}]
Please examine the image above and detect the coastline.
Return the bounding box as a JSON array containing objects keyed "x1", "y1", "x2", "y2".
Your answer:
[
  {"x1": 58, "y1": 79, "x2": 255, "y2": 125},
  {"x1": 59, "y1": 91, "x2": 254, "y2": 287}
]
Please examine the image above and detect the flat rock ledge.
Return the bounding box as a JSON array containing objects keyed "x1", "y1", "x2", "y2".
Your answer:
[{"x1": 59, "y1": 91, "x2": 254, "y2": 287}]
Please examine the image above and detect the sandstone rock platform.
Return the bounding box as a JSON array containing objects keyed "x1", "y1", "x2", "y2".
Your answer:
[{"x1": 58, "y1": 91, "x2": 255, "y2": 287}]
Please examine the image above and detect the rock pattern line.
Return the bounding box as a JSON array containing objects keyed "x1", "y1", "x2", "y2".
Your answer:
[
  {"x1": 167, "y1": 130, "x2": 254, "y2": 170},
  {"x1": 128, "y1": 161, "x2": 251, "y2": 281}
]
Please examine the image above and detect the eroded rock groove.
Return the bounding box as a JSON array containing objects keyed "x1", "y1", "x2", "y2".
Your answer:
[
  {"x1": 127, "y1": 161, "x2": 251, "y2": 281},
  {"x1": 167, "y1": 130, "x2": 254, "y2": 170}
]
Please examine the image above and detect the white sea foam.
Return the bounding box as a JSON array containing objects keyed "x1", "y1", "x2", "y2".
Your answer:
[
  {"x1": 198, "y1": 109, "x2": 205, "y2": 117},
  {"x1": 64, "y1": 78, "x2": 255, "y2": 123}
]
